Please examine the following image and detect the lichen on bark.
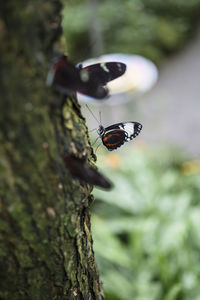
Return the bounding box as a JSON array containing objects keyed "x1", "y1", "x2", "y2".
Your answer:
[{"x1": 0, "y1": 0, "x2": 103, "y2": 299}]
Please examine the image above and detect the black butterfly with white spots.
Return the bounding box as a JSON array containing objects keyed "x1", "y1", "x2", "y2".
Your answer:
[
  {"x1": 97, "y1": 122, "x2": 143, "y2": 151},
  {"x1": 47, "y1": 54, "x2": 126, "y2": 99}
]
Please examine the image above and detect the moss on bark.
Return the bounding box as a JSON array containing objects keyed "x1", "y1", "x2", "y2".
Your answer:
[{"x1": 0, "y1": 1, "x2": 103, "y2": 299}]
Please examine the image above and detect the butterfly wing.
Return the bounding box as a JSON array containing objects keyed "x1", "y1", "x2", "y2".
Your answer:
[
  {"x1": 78, "y1": 68, "x2": 109, "y2": 99},
  {"x1": 64, "y1": 155, "x2": 112, "y2": 189},
  {"x1": 77, "y1": 62, "x2": 126, "y2": 98},
  {"x1": 47, "y1": 55, "x2": 109, "y2": 99},
  {"x1": 47, "y1": 56, "x2": 126, "y2": 99},
  {"x1": 102, "y1": 128, "x2": 127, "y2": 151},
  {"x1": 82, "y1": 62, "x2": 126, "y2": 86},
  {"x1": 102, "y1": 122, "x2": 143, "y2": 151}
]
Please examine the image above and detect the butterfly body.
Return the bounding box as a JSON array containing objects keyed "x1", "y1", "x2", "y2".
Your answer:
[
  {"x1": 47, "y1": 55, "x2": 126, "y2": 99},
  {"x1": 98, "y1": 122, "x2": 143, "y2": 151}
]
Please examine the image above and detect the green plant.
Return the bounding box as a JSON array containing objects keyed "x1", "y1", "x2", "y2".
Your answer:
[
  {"x1": 92, "y1": 145, "x2": 200, "y2": 300},
  {"x1": 62, "y1": 0, "x2": 200, "y2": 63}
]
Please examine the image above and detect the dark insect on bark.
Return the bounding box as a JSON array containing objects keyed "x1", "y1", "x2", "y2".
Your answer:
[{"x1": 64, "y1": 154, "x2": 113, "y2": 189}]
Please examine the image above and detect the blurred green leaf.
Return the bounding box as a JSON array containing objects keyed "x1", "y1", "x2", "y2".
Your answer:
[
  {"x1": 164, "y1": 284, "x2": 182, "y2": 300},
  {"x1": 92, "y1": 215, "x2": 133, "y2": 268},
  {"x1": 91, "y1": 145, "x2": 200, "y2": 300},
  {"x1": 62, "y1": 0, "x2": 200, "y2": 62}
]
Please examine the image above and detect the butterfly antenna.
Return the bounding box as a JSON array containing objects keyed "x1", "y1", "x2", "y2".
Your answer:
[
  {"x1": 85, "y1": 104, "x2": 100, "y2": 125},
  {"x1": 99, "y1": 111, "x2": 102, "y2": 125},
  {"x1": 88, "y1": 128, "x2": 97, "y2": 133}
]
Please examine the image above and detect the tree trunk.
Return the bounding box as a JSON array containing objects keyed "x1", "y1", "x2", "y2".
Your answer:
[{"x1": 0, "y1": 1, "x2": 103, "y2": 299}]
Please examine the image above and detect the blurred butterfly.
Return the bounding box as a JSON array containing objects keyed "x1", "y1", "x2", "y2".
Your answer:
[
  {"x1": 47, "y1": 54, "x2": 126, "y2": 99},
  {"x1": 64, "y1": 154, "x2": 112, "y2": 189},
  {"x1": 97, "y1": 122, "x2": 143, "y2": 151}
]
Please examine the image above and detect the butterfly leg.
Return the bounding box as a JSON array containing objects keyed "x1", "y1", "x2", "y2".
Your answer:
[
  {"x1": 94, "y1": 142, "x2": 102, "y2": 154},
  {"x1": 92, "y1": 135, "x2": 100, "y2": 147}
]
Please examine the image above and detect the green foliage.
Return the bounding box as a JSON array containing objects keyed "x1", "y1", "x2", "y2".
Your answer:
[
  {"x1": 62, "y1": 0, "x2": 200, "y2": 63},
  {"x1": 92, "y1": 145, "x2": 200, "y2": 300}
]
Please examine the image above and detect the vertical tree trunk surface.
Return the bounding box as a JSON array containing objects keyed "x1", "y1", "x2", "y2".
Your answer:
[{"x1": 0, "y1": 1, "x2": 103, "y2": 299}]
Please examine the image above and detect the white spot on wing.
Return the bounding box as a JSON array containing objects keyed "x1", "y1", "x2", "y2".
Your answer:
[
  {"x1": 120, "y1": 122, "x2": 142, "y2": 141},
  {"x1": 80, "y1": 69, "x2": 89, "y2": 82},
  {"x1": 117, "y1": 63, "x2": 122, "y2": 72},
  {"x1": 100, "y1": 63, "x2": 109, "y2": 73}
]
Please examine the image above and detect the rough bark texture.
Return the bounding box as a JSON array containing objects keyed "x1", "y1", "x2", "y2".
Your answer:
[{"x1": 0, "y1": 1, "x2": 103, "y2": 299}]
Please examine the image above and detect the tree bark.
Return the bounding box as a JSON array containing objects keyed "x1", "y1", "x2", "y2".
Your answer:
[{"x1": 0, "y1": 1, "x2": 103, "y2": 299}]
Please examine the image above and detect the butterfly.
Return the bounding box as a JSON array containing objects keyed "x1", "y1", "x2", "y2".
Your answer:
[
  {"x1": 64, "y1": 154, "x2": 112, "y2": 189},
  {"x1": 97, "y1": 122, "x2": 143, "y2": 151},
  {"x1": 47, "y1": 54, "x2": 126, "y2": 99}
]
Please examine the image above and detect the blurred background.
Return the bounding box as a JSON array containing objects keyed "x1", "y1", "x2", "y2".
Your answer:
[{"x1": 62, "y1": 0, "x2": 200, "y2": 299}]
